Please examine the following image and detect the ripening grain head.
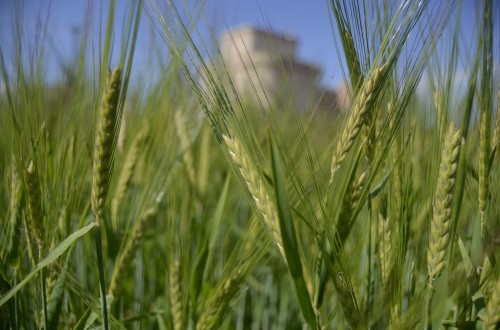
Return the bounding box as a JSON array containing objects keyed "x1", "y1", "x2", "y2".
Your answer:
[
  {"x1": 330, "y1": 64, "x2": 386, "y2": 183},
  {"x1": 223, "y1": 134, "x2": 285, "y2": 260},
  {"x1": 91, "y1": 67, "x2": 122, "y2": 226},
  {"x1": 427, "y1": 123, "x2": 461, "y2": 288},
  {"x1": 24, "y1": 160, "x2": 43, "y2": 252}
]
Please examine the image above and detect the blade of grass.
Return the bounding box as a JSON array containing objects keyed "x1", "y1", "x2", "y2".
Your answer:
[
  {"x1": 270, "y1": 137, "x2": 318, "y2": 329},
  {"x1": 190, "y1": 175, "x2": 231, "y2": 304},
  {"x1": 0, "y1": 222, "x2": 95, "y2": 307}
]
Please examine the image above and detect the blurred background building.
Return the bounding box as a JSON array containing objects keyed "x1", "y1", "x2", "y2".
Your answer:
[{"x1": 219, "y1": 26, "x2": 342, "y2": 112}]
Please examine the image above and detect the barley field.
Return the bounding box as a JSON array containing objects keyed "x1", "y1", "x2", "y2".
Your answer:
[{"x1": 0, "y1": 0, "x2": 499, "y2": 329}]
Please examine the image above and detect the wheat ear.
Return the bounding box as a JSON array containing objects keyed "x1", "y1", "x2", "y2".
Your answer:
[
  {"x1": 378, "y1": 212, "x2": 393, "y2": 288},
  {"x1": 111, "y1": 128, "x2": 147, "y2": 226},
  {"x1": 427, "y1": 123, "x2": 461, "y2": 288},
  {"x1": 332, "y1": 270, "x2": 364, "y2": 329},
  {"x1": 108, "y1": 202, "x2": 160, "y2": 299},
  {"x1": 362, "y1": 116, "x2": 376, "y2": 164},
  {"x1": 25, "y1": 159, "x2": 49, "y2": 328},
  {"x1": 169, "y1": 258, "x2": 184, "y2": 330},
  {"x1": 91, "y1": 67, "x2": 122, "y2": 226},
  {"x1": 7, "y1": 157, "x2": 23, "y2": 263},
  {"x1": 223, "y1": 134, "x2": 285, "y2": 260},
  {"x1": 330, "y1": 64, "x2": 386, "y2": 183},
  {"x1": 484, "y1": 277, "x2": 500, "y2": 330},
  {"x1": 174, "y1": 110, "x2": 196, "y2": 189},
  {"x1": 24, "y1": 160, "x2": 44, "y2": 253},
  {"x1": 336, "y1": 169, "x2": 367, "y2": 246},
  {"x1": 195, "y1": 270, "x2": 243, "y2": 330},
  {"x1": 10, "y1": 157, "x2": 22, "y2": 224},
  {"x1": 342, "y1": 31, "x2": 362, "y2": 90}
]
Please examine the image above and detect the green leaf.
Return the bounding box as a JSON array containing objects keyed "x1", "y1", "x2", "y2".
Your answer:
[
  {"x1": 441, "y1": 320, "x2": 478, "y2": 329},
  {"x1": 74, "y1": 308, "x2": 91, "y2": 330},
  {"x1": 84, "y1": 295, "x2": 115, "y2": 330},
  {"x1": 270, "y1": 137, "x2": 318, "y2": 329},
  {"x1": 369, "y1": 171, "x2": 390, "y2": 199},
  {"x1": 0, "y1": 222, "x2": 95, "y2": 307},
  {"x1": 191, "y1": 175, "x2": 230, "y2": 304},
  {"x1": 190, "y1": 244, "x2": 208, "y2": 305},
  {"x1": 208, "y1": 174, "x2": 231, "y2": 250},
  {"x1": 458, "y1": 237, "x2": 473, "y2": 278},
  {"x1": 47, "y1": 274, "x2": 65, "y2": 330}
]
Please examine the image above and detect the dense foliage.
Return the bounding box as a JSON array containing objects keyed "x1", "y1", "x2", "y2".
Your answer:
[{"x1": 0, "y1": 0, "x2": 499, "y2": 329}]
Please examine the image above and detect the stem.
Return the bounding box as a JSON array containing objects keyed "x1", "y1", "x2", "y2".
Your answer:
[
  {"x1": 365, "y1": 200, "x2": 373, "y2": 321},
  {"x1": 13, "y1": 275, "x2": 18, "y2": 329},
  {"x1": 426, "y1": 289, "x2": 434, "y2": 330},
  {"x1": 40, "y1": 257, "x2": 48, "y2": 330},
  {"x1": 94, "y1": 223, "x2": 109, "y2": 330}
]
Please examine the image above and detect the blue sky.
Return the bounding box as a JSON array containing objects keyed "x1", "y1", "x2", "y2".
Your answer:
[
  {"x1": 0, "y1": 0, "x2": 495, "y2": 92},
  {"x1": 0, "y1": 0, "x2": 340, "y2": 87}
]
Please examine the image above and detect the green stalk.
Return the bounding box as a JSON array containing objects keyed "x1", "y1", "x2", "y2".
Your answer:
[
  {"x1": 40, "y1": 251, "x2": 48, "y2": 330},
  {"x1": 478, "y1": 0, "x2": 493, "y2": 239},
  {"x1": 271, "y1": 138, "x2": 318, "y2": 329},
  {"x1": 94, "y1": 227, "x2": 109, "y2": 330},
  {"x1": 364, "y1": 205, "x2": 373, "y2": 322},
  {"x1": 426, "y1": 289, "x2": 433, "y2": 330}
]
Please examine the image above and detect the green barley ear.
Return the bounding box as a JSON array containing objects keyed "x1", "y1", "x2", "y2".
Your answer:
[
  {"x1": 24, "y1": 159, "x2": 49, "y2": 328},
  {"x1": 361, "y1": 112, "x2": 376, "y2": 164},
  {"x1": 174, "y1": 109, "x2": 196, "y2": 189},
  {"x1": 336, "y1": 168, "x2": 367, "y2": 246},
  {"x1": 484, "y1": 277, "x2": 500, "y2": 330},
  {"x1": 427, "y1": 123, "x2": 461, "y2": 288},
  {"x1": 108, "y1": 197, "x2": 161, "y2": 299},
  {"x1": 222, "y1": 134, "x2": 285, "y2": 260},
  {"x1": 195, "y1": 270, "x2": 243, "y2": 330},
  {"x1": 329, "y1": 2, "x2": 363, "y2": 91},
  {"x1": 169, "y1": 258, "x2": 184, "y2": 330},
  {"x1": 194, "y1": 218, "x2": 267, "y2": 330},
  {"x1": 91, "y1": 66, "x2": 122, "y2": 226},
  {"x1": 111, "y1": 127, "x2": 147, "y2": 227},
  {"x1": 340, "y1": 30, "x2": 363, "y2": 90},
  {"x1": 24, "y1": 159, "x2": 44, "y2": 253},
  {"x1": 330, "y1": 64, "x2": 386, "y2": 184},
  {"x1": 332, "y1": 270, "x2": 364, "y2": 329},
  {"x1": 378, "y1": 201, "x2": 392, "y2": 288}
]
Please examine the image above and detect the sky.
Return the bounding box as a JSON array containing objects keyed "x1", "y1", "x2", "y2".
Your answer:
[
  {"x1": 0, "y1": 0, "x2": 341, "y2": 87},
  {"x1": 0, "y1": 0, "x2": 496, "y2": 93}
]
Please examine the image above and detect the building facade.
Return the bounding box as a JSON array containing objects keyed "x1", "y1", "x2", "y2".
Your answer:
[{"x1": 219, "y1": 26, "x2": 339, "y2": 112}]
